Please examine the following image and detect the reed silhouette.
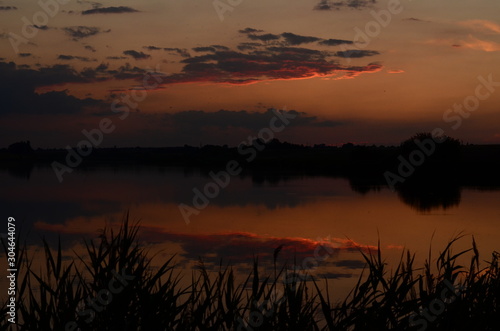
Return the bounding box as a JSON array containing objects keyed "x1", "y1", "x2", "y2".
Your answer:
[{"x1": 1, "y1": 217, "x2": 499, "y2": 330}]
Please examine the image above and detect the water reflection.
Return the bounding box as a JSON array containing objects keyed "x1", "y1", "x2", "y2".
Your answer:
[
  {"x1": 1, "y1": 165, "x2": 499, "y2": 232},
  {"x1": 2, "y1": 166, "x2": 500, "y2": 300},
  {"x1": 139, "y1": 227, "x2": 373, "y2": 278},
  {"x1": 6, "y1": 162, "x2": 34, "y2": 179},
  {"x1": 397, "y1": 182, "x2": 461, "y2": 212}
]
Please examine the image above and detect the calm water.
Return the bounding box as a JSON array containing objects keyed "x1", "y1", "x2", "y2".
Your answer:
[{"x1": 1, "y1": 166, "x2": 500, "y2": 298}]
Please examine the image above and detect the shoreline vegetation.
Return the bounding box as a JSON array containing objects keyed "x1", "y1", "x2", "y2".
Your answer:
[
  {"x1": 1, "y1": 218, "x2": 499, "y2": 330},
  {"x1": 3, "y1": 134, "x2": 500, "y2": 212},
  {"x1": 2, "y1": 135, "x2": 500, "y2": 188}
]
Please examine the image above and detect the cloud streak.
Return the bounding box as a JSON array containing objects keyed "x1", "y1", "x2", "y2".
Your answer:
[
  {"x1": 82, "y1": 6, "x2": 139, "y2": 15},
  {"x1": 241, "y1": 28, "x2": 357, "y2": 48},
  {"x1": 314, "y1": 0, "x2": 377, "y2": 11},
  {"x1": 334, "y1": 50, "x2": 380, "y2": 58},
  {"x1": 58, "y1": 54, "x2": 97, "y2": 62},
  {"x1": 123, "y1": 50, "x2": 151, "y2": 60},
  {"x1": 62, "y1": 26, "x2": 107, "y2": 40},
  {"x1": 281, "y1": 32, "x2": 321, "y2": 45}
]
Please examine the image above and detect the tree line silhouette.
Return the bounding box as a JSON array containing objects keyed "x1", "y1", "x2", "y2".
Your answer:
[{"x1": 2, "y1": 134, "x2": 499, "y2": 211}]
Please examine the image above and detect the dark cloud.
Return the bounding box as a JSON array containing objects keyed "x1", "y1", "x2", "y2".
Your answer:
[
  {"x1": 211, "y1": 45, "x2": 230, "y2": 51},
  {"x1": 0, "y1": 61, "x2": 104, "y2": 115},
  {"x1": 239, "y1": 27, "x2": 264, "y2": 34},
  {"x1": 193, "y1": 45, "x2": 230, "y2": 52},
  {"x1": 334, "y1": 259, "x2": 367, "y2": 269},
  {"x1": 314, "y1": 0, "x2": 376, "y2": 10},
  {"x1": 143, "y1": 45, "x2": 162, "y2": 51},
  {"x1": 0, "y1": 59, "x2": 163, "y2": 117},
  {"x1": 123, "y1": 50, "x2": 151, "y2": 60},
  {"x1": 62, "y1": 26, "x2": 105, "y2": 40},
  {"x1": 19, "y1": 53, "x2": 32, "y2": 57},
  {"x1": 247, "y1": 33, "x2": 281, "y2": 42},
  {"x1": 237, "y1": 42, "x2": 262, "y2": 51},
  {"x1": 169, "y1": 109, "x2": 341, "y2": 132},
  {"x1": 0, "y1": 60, "x2": 152, "y2": 97},
  {"x1": 57, "y1": 54, "x2": 97, "y2": 62},
  {"x1": 316, "y1": 272, "x2": 352, "y2": 279},
  {"x1": 84, "y1": 45, "x2": 96, "y2": 52},
  {"x1": 22, "y1": 90, "x2": 102, "y2": 114},
  {"x1": 0, "y1": 26, "x2": 381, "y2": 112},
  {"x1": 169, "y1": 41, "x2": 382, "y2": 84},
  {"x1": 106, "y1": 56, "x2": 127, "y2": 60},
  {"x1": 65, "y1": 107, "x2": 345, "y2": 148},
  {"x1": 0, "y1": 61, "x2": 88, "y2": 88},
  {"x1": 242, "y1": 29, "x2": 355, "y2": 49},
  {"x1": 111, "y1": 63, "x2": 151, "y2": 79},
  {"x1": 95, "y1": 63, "x2": 108, "y2": 71},
  {"x1": 282, "y1": 32, "x2": 321, "y2": 45},
  {"x1": 266, "y1": 46, "x2": 324, "y2": 57},
  {"x1": 0, "y1": 6, "x2": 17, "y2": 10},
  {"x1": 193, "y1": 46, "x2": 217, "y2": 53},
  {"x1": 82, "y1": 6, "x2": 138, "y2": 15},
  {"x1": 334, "y1": 50, "x2": 380, "y2": 58},
  {"x1": 163, "y1": 47, "x2": 191, "y2": 58},
  {"x1": 319, "y1": 38, "x2": 354, "y2": 46}
]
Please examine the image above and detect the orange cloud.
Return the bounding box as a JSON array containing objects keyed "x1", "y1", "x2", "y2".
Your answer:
[
  {"x1": 460, "y1": 35, "x2": 500, "y2": 52},
  {"x1": 387, "y1": 69, "x2": 405, "y2": 74},
  {"x1": 458, "y1": 20, "x2": 500, "y2": 34}
]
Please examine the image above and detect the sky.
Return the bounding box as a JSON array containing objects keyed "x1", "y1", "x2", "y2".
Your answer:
[{"x1": 1, "y1": 0, "x2": 500, "y2": 148}]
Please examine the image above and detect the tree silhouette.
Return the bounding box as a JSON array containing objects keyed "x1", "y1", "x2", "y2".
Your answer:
[
  {"x1": 400, "y1": 132, "x2": 461, "y2": 160},
  {"x1": 8, "y1": 140, "x2": 34, "y2": 154}
]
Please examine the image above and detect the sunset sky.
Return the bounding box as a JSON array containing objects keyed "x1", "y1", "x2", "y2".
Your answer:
[{"x1": 1, "y1": 0, "x2": 500, "y2": 147}]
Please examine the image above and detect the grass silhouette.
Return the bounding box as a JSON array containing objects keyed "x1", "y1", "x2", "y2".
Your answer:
[{"x1": 1, "y1": 216, "x2": 499, "y2": 330}]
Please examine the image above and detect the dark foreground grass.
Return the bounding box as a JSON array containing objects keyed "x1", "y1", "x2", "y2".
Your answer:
[{"x1": 1, "y1": 217, "x2": 499, "y2": 331}]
